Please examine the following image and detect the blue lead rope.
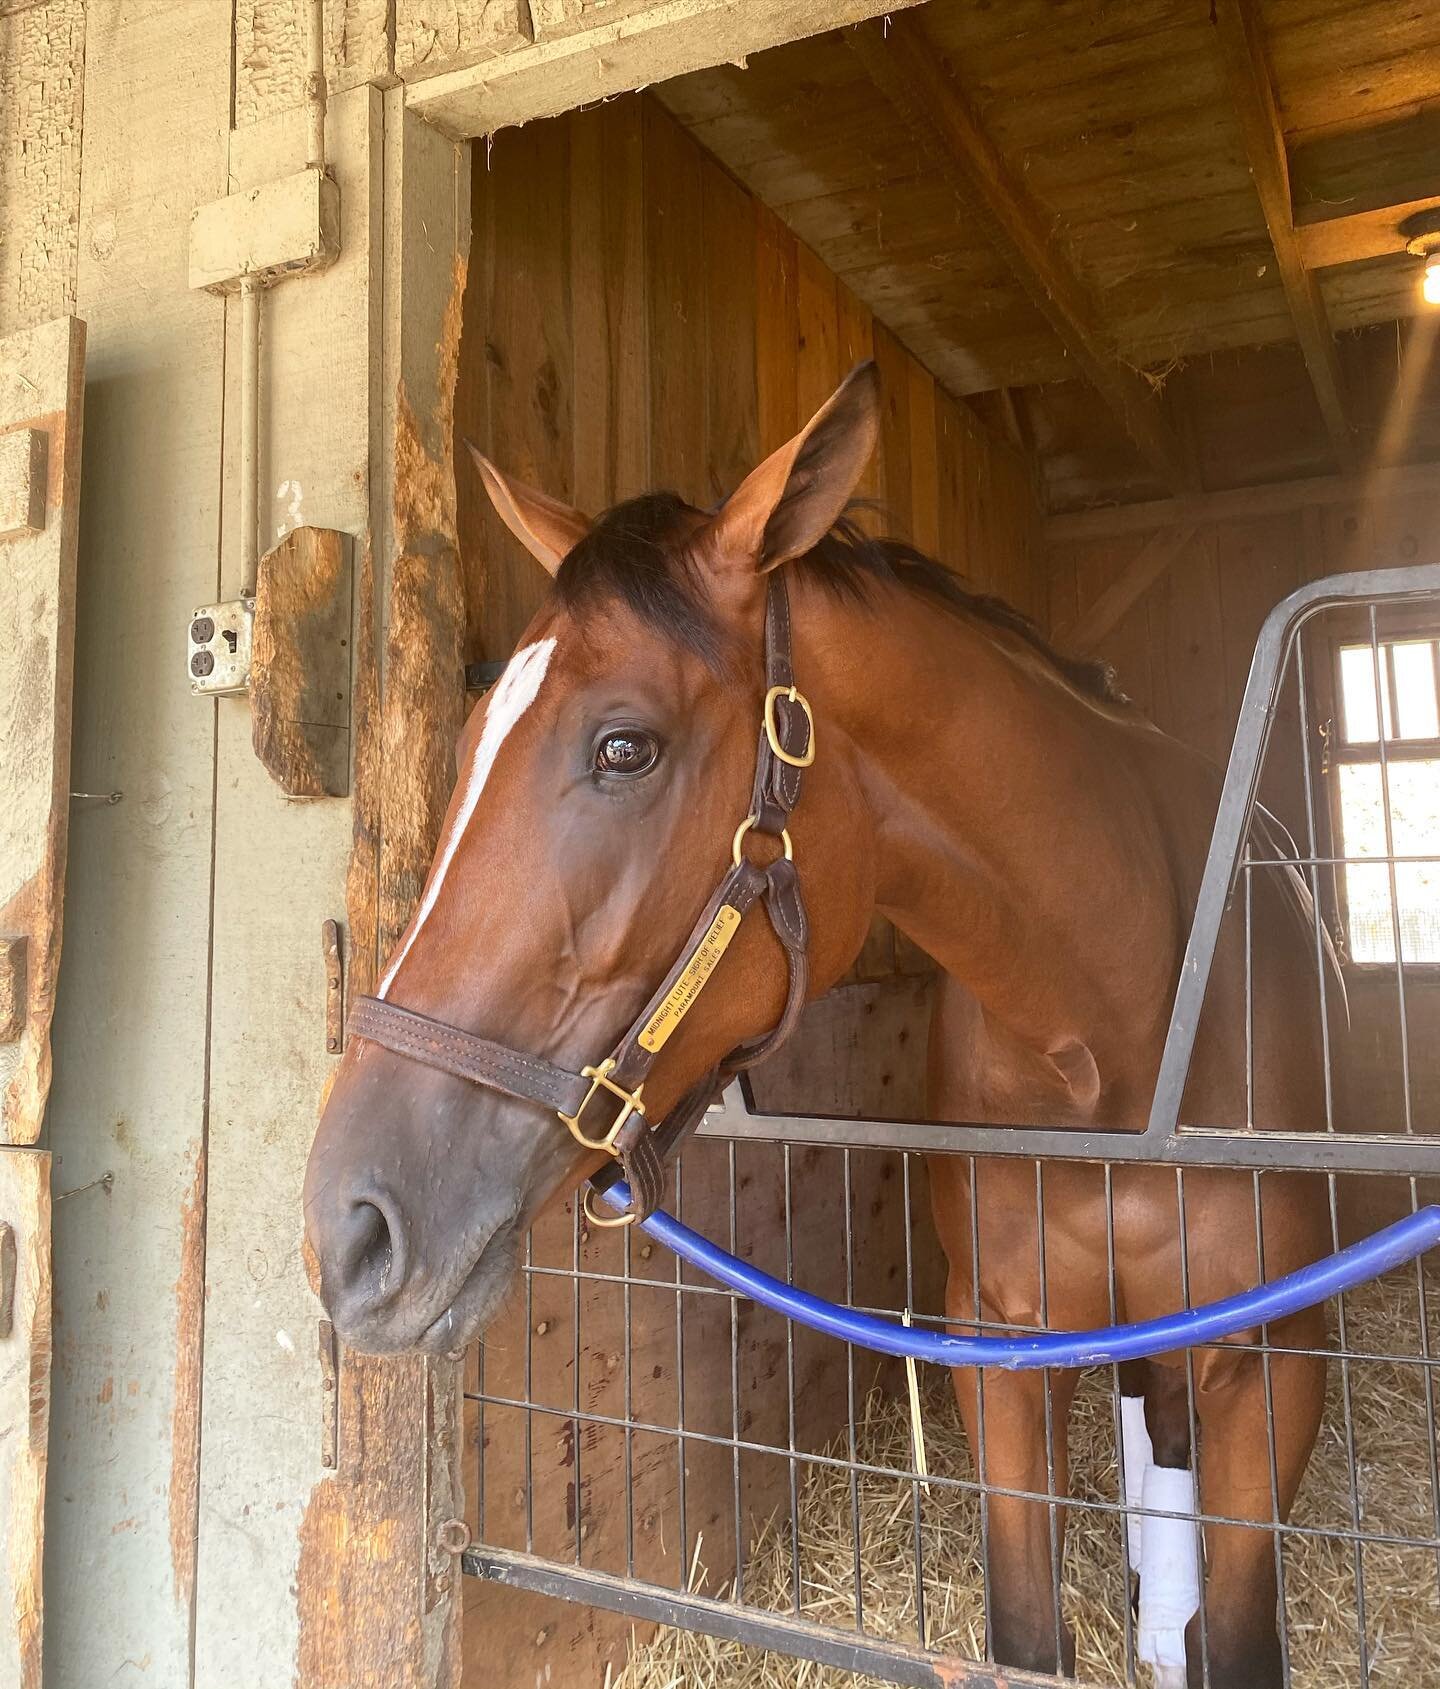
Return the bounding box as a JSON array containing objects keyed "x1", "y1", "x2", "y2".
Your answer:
[{"x1": 597, "y1": 1182, "x2": 1440, "y2": 1371}]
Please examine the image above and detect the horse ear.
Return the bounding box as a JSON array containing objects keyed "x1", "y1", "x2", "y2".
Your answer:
[
  {"x1": 466, "y1": 442, "x2": 590, "y2": 577},
  {"x1": 705, "y1": 361, "x2": 880, "y2": 575}
]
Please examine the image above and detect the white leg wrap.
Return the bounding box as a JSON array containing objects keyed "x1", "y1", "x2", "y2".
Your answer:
[
  {"x1": 1119, "y1": 1395, "x2": 1153, "y2": 1573},
  {"x1": 1137, "y1": 1463, "x2": 1200, "y2": 1686}
]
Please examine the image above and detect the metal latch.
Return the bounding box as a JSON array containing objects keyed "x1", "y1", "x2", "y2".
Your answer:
[{"x1": 188, "y1": 598, "x2": 255, "y2": 696}]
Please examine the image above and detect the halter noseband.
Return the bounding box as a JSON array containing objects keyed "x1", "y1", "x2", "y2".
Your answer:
[{"x1": 347, "y1": 573, "x2": 815, "y2": 1225}]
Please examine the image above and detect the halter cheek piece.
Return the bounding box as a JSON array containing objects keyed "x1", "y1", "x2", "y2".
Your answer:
[{"x1": 347, "y1": 573, "x2": 815, "y2": 1225}]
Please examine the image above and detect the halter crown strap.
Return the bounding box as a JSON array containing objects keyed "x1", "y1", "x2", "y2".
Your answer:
[{"x1": 348, "y1": 572, "x2": 815, "y2": 1223}]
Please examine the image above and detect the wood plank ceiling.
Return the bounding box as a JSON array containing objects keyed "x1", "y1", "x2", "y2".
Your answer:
[{"x1": 656, "y1": 0, "x2": 1440, "y2": 512}]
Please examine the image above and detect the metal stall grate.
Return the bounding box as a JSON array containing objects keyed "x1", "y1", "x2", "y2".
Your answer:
[{"x1": 463, "y1": 567, "x2": 1440, "y2": 1688}]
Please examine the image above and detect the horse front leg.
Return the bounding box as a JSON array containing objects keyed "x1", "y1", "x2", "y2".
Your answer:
[
  {"x1": 1185, "y1": 1323, "x2": 1326, "y2": 1689},
  {"x1": 947, "y1": 1347, "x2": 1080, "y2": 1675}
]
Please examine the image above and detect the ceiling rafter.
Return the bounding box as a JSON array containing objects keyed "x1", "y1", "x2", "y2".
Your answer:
[
  {"x1": 846, "y1": 14, "x2": 1197, "y2": 496},
  {"x1": 1212, "y1": 0, "x2": 1356, "y2": 474}
]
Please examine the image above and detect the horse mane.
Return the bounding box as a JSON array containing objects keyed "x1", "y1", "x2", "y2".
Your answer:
[{"x1": 556, "y1": 492, "x2": 1125, "y2": 706}]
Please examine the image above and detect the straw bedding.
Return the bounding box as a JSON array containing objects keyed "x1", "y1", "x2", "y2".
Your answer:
[{"x1": 617, "y1": 1268, "x2": 1440, "y2": 1688}]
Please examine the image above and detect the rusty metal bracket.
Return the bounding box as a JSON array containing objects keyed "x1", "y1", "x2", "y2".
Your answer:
[
  {"x1": 435, "y1": 1518, "x2": 471, "y2": 1555},
  {"x1": 323, "y1": 920, "x2": 343, "y2": 1055},
  {"x1": 318, "y1": 1318, "x2": 338, "y2": 1468}
]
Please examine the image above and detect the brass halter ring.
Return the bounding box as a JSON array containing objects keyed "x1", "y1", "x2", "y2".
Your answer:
[
  {"x1": 582, "y1": 1185, "x2": 637, "y2": 1229},
  {"x1": 764, "y1": 684, "x2": 816, "y2": 768},
  {"x1": 732, "y1": 814, "x2": 794, "y2": 867}
]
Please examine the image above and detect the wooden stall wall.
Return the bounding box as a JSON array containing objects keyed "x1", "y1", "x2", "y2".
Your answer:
[
  {"x1": 1050, "y1": 471, "x2": 1440, "y2": 1228},
  {"x1": 453, "y1": 94, "x2": 1043, "y2": 1686}
]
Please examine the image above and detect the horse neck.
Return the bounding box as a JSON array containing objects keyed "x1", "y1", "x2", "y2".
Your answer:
[{"x1": 800, "y1": 574, "x2": 1197, "y2": 1061}]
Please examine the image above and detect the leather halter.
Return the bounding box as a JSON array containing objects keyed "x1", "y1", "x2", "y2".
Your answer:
[{"x1": 347, "y1": 573, "x2": 814, "y2": 1225}]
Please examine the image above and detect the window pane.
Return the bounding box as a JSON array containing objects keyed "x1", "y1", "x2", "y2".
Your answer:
[
  {"x1": 1338, "y1": 759, "x2": 1440, "y2": 963},
  {"x1": 1392, "y1": 640, "x2": 1439, "y2": 739},
  {"x1": 1339, "y1": 644, "x2": 1386, "y2": 743}
]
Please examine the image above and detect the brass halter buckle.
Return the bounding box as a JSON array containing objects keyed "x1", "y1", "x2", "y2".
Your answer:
[
  {"x1": 558, "y1": 1057, "x2": 646, "y2": 1153},
  {"x1": 764, "y1": 684, "x2": 816, "y2": 768}
]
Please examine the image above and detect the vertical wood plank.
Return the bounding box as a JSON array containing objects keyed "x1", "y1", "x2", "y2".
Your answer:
[
  {"x1": 480, "y1": 117, "x2": 573, "y2": 657},
  {"x1": 795, "y1": 242, "x2": 839, "y2": 426},
  {"x1": 0, "y1": 316, "x2": 85, "y2": 1148},
  {"x1": 570, "y1": 101, "x2": 648, "y2": 512},
  {"x1": 1150, "y1": 528, "x2": 1229, "y2": 764},
  {"x1": 755, "y1": 202, "x2": 798, "y2": 456},
  {"x1": 645, "y1": 101, "x2": 706, "y2": 502},
  {"x1": 701, "y1": 154, "x2": 758, "y2": 499},
  {"x1": 873, "y1": 325, "x2": 914, "y2": 544},
  {"x1": 935, "y1": 386, "x2": 969, "y2": 577},
  {"x1": 908, "y1": 358, "x2": 940, "y2": 557},
  {"x1": 855, "y1": 330, "x2": 912, "y2": 979}
]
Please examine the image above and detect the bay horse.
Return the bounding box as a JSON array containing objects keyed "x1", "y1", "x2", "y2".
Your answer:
[{"x1": 304, "y1": 363, "x2": 1328, "y2": 1687}]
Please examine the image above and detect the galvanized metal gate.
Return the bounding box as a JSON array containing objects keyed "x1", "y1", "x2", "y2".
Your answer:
[{"x1": 463, "y1": 567, "x2": 1440, "y2": 1687}]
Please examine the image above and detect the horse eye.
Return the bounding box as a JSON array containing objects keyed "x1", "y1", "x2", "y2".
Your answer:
[{"x1": 595, "y1": 730, "x2": 659, "y2": 777}]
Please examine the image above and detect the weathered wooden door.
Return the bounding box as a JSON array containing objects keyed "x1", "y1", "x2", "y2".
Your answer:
[{"x1": 0, "y1": 315, "x2": 86, "y2": 1689}]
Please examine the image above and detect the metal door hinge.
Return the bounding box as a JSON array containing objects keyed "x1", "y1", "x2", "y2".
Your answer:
[
  {"x1": 323, "y1": 919, "x2": 343, "y2": 1055},
  {"x1": 318, "y1": 1317, "x2": 339, "y2": 1468}
]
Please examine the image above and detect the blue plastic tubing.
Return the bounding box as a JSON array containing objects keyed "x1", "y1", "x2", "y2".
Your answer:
[{"x1": 598, "y1": 1182, "x2": 1440, "y2": 1372}]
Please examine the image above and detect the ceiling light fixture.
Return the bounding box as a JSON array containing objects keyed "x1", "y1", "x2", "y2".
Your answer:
[{"x1": 1401, "y1": 209, "x2": 1440, "y2": 308}]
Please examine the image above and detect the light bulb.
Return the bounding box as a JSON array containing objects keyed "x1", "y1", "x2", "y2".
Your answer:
[{"x1": 1424, "y1": 254, "x2": 1440, "y2": 307}]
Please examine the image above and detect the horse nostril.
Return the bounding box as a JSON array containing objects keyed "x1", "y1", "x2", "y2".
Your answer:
[
  {"x1": 334, "y1": 1189, "x2": 408, "y2": 1309},
  {"x1": 353, "y1": 1201, "x2": 391, "y2": 1278}
]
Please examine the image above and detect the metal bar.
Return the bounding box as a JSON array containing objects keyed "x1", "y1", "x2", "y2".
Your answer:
[
  {"x1": 843, "y1": 1146, "x2": 864, "y2": 1636},
  {"x1": 784, "y1": 1143, "x2": 803, "y2": 1617},
  {"x1": 303, "y1": 0, "x2": 327, "y2": 171},
  {"x1": 1370, "y1": 605, "x2": 1417, "y2": 1135},
  {"x1": 238, "y1": 277, "x2": 261, "y2": 596},
  {"x1": 701, "y1": 1104, "x2": 1440, "y2": 1173},
  {"x1": 465, "y1": 1547, "x2": 1082, "y2": 1689}
]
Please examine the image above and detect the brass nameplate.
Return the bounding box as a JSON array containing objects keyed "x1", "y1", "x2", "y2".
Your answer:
[{"x1": 638, "y1": 905, "x2": 743, "y2": 1053}]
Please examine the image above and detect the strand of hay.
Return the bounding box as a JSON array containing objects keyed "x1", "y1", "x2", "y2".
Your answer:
[{"x1": 617, "y1": 1270, "x2": 1440, "y2": 1688}]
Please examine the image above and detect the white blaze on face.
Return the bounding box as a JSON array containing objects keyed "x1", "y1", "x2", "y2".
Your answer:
[{"x1": 377, "y1": 636, "x2": 558, "y2": 998}]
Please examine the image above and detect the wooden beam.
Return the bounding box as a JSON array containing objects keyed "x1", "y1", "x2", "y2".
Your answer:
[
  {"x1": 1055, "y1": 528, "x2": 1197, "y2": 653},
  {"x1": 1046, "y1": 459, "x2": 1440, "y2": 544},
  {"x1": 1212, "y1": 0, "x2": 1355, "y2": 473},
  {"x1": 405, "y1": 0, "x2": 930, "y2": 136},
  {"x1": 1291, "y1": 107, "x2": 1440, "y2": 269},
  {"x1": 848, "y1": 16, "x2": 1195, "y2": 495},
  {"x1": 1295, "y1": 195, "x2": 1440, "y2": 270}
]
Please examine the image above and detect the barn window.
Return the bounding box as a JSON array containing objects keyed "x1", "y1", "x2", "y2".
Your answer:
[{"x1": 1328, "y1": 628, "x2": 1440, "y2": 965}]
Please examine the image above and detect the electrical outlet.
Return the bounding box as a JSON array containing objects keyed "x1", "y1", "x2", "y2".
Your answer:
[{"x1": 188, "y1": 598, "x2": 255, "y2": 696}]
